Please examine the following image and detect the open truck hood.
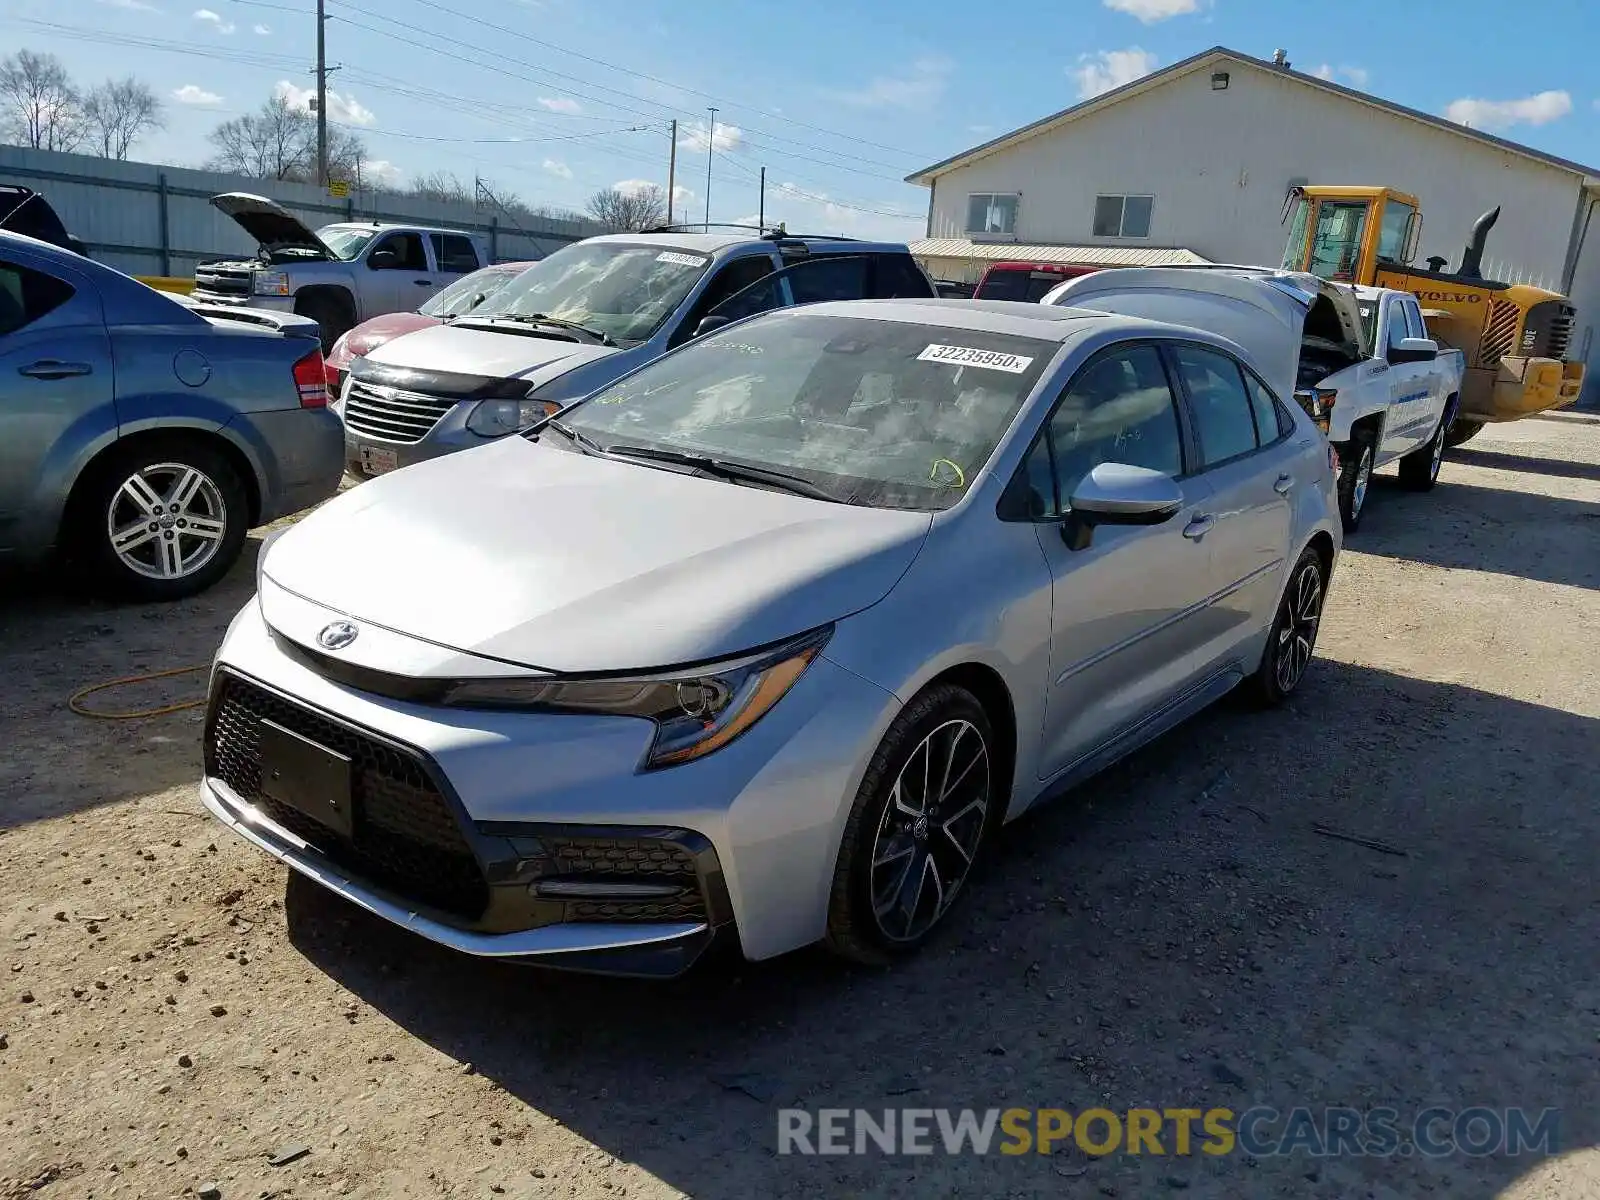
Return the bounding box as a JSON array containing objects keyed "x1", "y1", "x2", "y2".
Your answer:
[
  {"x1": 1043, "y1": 266, "x2": 1366, "y2": 402},
  {"x1": 210, "y1": 192, "x2": 333, "y2": 259}
]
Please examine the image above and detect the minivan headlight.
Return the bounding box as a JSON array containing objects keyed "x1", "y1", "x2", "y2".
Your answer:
[
  {"x1": 439, "y1": 627, "x2": 831, "y2": 767},
  {"x1": 466, "y1": 397, "x2": 559, "y2": 437},
  {"x1": 252, "y1": 269, "x2": 291, "y2": 296}
]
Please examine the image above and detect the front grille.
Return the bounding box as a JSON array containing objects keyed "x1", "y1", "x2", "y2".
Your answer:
[
  {"x1": 1478, "y1": 298, "x2": 1521, "y2": 368},
  {"x1": 205, "y1": 672, "x2": 489, "y2": 920},
  {"x1": 194, "y1": 266, "x2": 251, "y2": 297},
  {"x1": 538, "y1": 834, "x2": 707, "y2": 924},
  {"x1": 343, "y1": 380, "x2": 457, "y2": 444},
  {"x1": 1548, "y1": 311, "x2": 1574, "y2": 361}
]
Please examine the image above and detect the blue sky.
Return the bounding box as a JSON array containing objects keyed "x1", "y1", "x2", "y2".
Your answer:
[{"x1": 6, "y1": 0, "x2": 1600, "y2": 239}]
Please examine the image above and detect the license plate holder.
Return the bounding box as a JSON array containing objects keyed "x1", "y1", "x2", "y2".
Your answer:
[
  {"x1": 357, "y1": 443, "x2": 400, "y2": 476},
  {"x1": 259, "y1": 718, "x2": 354, "y2": 839}
]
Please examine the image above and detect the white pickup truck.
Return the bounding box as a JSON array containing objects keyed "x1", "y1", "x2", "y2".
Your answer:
[{"x1": 1041, "y1": 267, "x2": 1464, "y2": 532}]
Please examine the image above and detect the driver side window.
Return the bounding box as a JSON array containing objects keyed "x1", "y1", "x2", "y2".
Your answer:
[
  {"x1": 670, "y1": 255, "x2": 775, "y2": 347},
  {"x1": 369, "y1": 232, "x2": 427, "y2": 271}
]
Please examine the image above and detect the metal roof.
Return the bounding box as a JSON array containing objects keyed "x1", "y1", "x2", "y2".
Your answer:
[
  {"x1": 909, "y1": 239, "x2": 1209, "y2": 267},
  {"x1": 906, "y1": 47, "x2": 1600, "y2": 186}
]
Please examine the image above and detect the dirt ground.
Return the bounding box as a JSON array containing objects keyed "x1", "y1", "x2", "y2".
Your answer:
[{"x1": 2, "y1": 415, "x2": 1598, "y2": 1200}]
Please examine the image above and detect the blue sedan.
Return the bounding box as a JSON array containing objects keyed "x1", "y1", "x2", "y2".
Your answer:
[{"x1": 0, "y1": 230, "x2": 344, "y2": 600}]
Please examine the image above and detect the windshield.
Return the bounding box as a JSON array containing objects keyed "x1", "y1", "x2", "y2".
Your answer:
[
  {"x1": 318, "y1": 226, "x2": 376, "y2": 261},
  {"x1": 419, "y1": 265, "x2": 525, "y2": 317},
  {"x1": 1305, "y1": 201, "x2": 1370, "y2": 282},
  {"x1": 471, "y1": 241, "x2": 711, "y2": 346},
  {"x1": 557, "y1": 310, "x2": 1055, "y2": 511}
]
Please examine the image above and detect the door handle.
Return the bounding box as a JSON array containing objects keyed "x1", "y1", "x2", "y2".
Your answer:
[
  {"x1": 1274, "y1": 473, "x2": 1295, "y2": 495},
  {"x1": 1182, "y1": 515, "x2": 1215, "y2": 541},
  {"x1": 19, "y1": 360, "x2": 92, "y2": 379},
  {"x1": 414, "y1": 279, "x2": 433, "y2": 286}
]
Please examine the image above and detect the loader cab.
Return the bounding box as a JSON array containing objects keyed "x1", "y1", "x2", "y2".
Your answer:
[{"x1": 1281, "y1": 186, "x2": 1422, "y2": 284}]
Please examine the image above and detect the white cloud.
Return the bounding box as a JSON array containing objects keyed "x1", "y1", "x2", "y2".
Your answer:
[
  {"x1": 193, "y1": 8, "x2": 235, "y2": 33},
  {"x1": 99, "y1": 0, "x2": 161, "y2": 11},
  {"x1": 1102, "y1": 0, "x2": 1197, "y2": 21},
  {"x1": 671, "y1": 184, "x2": 694, "y2": 206},
  {"x1": 830, "y1": 56, "x2": 951, "y2": 110},
  {"x1": 1445, "y1": 90, "x2": 1571, "y2": 130},
  {"x1": 275, "y1": 79, "x2": 377, "y2": 126},
  {"x1": 613, "y1": 179, "x2": 663, "y2": 197},
  {"x1": 542, "y1": 158, "x2": 573, "y2": 179},
  {"x1": 1072, "y1": 48, "x2": 1157, "y2": 100},
  {"x1": 172, "y1": 84, "x2": 223, "y2": 105},
  {"x1": 363, "y1": 159, "x2": 401, "y2": 186},
  {"x1": 677, "y1": 120, "x2": 743, "y2": 153},
  {"x1": 537, "y1": 97, "x2": 582, "y2": 114},
  {"x1": 1311, "y1": 63, "x2": 1370, "y2": 88},
  {"x1": 252, "y1": 23, "x2": 270, "y2": 35}
]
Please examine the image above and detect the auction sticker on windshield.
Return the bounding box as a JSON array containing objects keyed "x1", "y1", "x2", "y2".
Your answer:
[
  {"x1": 917, "y1": 344, "x2": 1034, "y2": 373},
  {"x1": 656, "y1": 251, "x2": 707, "y2": 268}
]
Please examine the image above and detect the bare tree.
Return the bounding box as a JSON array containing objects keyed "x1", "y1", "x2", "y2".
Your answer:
[
  {"x1": 82, "y1": 77, "x2": 164, "y2": 160},
  {"x1": 207, "y1": 94, "x2": 366, "y2": 182},
  {"x1": 408, "y1": 170, "x2": 473, "y2": 204},
  {"x1": 586, "y1": 185, "x2": 666, "y2": 232},
  {"x1": 0, "y1": 50, "x2": 87, "y2": 152}
]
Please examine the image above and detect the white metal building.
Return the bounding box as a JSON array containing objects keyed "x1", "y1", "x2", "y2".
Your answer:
[{"x1": 906, "y1": 46, "x2": 1600, "y2": 402}]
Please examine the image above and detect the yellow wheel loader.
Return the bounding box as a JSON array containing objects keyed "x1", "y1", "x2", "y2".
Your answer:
[{"x1": 1280, "y1": 186, "x2": 1584, "y2": 446}]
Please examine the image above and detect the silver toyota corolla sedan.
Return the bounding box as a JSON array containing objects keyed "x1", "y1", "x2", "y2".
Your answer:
[{"x1": 201, "y1": 299, "x2": 1341, "y2": 976}]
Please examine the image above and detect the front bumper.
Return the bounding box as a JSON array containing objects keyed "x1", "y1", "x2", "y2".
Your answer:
[
  {"x1": 340, "y1": 399, "x2": 493, "y2": 478},
  {"x1": 201, "y1": 597, "x2": 899, "y2": 971}
]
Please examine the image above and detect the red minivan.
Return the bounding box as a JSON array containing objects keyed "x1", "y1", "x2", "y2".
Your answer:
[{"x1": 972, "y1": 261, "x2": 1101, "y2": 302}]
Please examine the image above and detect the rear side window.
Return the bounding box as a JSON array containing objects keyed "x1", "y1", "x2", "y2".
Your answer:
[
  {"x1": 430, "y1": 233, "x2": 480, "y2": 273},
  {"x1": 871, "y1": 254, "x2": 934, "y2": 299},
  {"x1": 0, "y1": 260, "x2": 75, "y2": 336},
  {"x1": 789, "y1": 256, "x2": 870, "y2": 304},
  {"x1": 1171, "y1": 343, "x2": 1259, "y2": 467},
  {"x1": 1241, "y1": 371, "x2": 1284, "y2": 446}
]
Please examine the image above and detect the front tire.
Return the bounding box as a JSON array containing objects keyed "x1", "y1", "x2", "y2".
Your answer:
[
  {"x1": 1398, "y1": 409, "x2": 1449, "y2": 491},
  {"x1": 1444, "y1": 418, "x2": 1484, "y2": 448},
  {"x1": 1246, "y1": 546, "x2": 1326, "y2": 706},
  {"x1": 824, "y1": 684, "x2": 995, "y2": 965},
  {"x1": 295, "y1": 292, "x2": 353, "y2": 352},
  {"x1": 1336, "y1": 434, "x2": 1375, "y2": 533},
  {"x1": 74, "y1": 438, "x2": 250, "y2": 601}
]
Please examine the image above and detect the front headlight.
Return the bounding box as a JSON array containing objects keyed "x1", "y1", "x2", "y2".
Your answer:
[
  {"x1": 439, "y1": 627, "x2": 830, "y2": 768},
  {"x1": 252, "y1": 270, "x2": 291, "y2": 296},
  {"x1": 466, "y1": 397, "x2": 561, "y2": 437}
]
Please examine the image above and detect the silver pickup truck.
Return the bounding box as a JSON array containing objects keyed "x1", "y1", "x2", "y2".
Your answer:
[{"x1": 191, "y1": 193, "x2": 490, "y2": 350}]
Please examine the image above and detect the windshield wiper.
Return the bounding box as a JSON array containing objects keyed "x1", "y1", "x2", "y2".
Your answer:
[
  {"x1": 603, "y1": 445, "x2": 839, "y2": 502},
  {"x1": 539, "y1": 419, "x2": 607, "y2": 455},
  {"x1": 486, "y1": 312, "x2": 614, "y2": 346}
]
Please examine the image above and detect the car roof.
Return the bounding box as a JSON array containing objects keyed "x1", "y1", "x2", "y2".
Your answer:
[
  {"x1": 320, "y1": 222, "x2": 484, "y2": 238},
  {"x1": 580, "y1": 231, "x2": 910, "y2": 255},
  {"x1": 789, "y1": 297, "x2": 1115, "y2": 341}
]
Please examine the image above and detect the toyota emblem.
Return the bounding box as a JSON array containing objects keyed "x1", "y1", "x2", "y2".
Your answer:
[{"x1": 317, "y1": 620, "x2": 359, "y2": 651}]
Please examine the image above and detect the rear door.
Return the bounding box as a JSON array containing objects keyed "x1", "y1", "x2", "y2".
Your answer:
[
  {"x1": 0, "y1": 250, "x2": 113, "y2": 552},
  {"x1": 1166, "y1": 340, "x2": 1298, "y2": 656},
  {"x1": 429, "y1": 233, "x2": 481, "y2": 283},
  {"x1": 1027, "y1": 341, "x2": 1219, "y2": 778}
]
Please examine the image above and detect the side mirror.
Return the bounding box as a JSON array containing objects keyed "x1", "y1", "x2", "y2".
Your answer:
[
  {"x1": 368, "y1": 249, "x2": 399, "y2": 270},
  {"x1": 695, "y1": 314, "x2": 731, "y2": 338},
  {"x1": 1391, "y1": 336, "x2": 1438, "y2": 363},
  {"x1": 1062, "y1": 463, "x2": 1183, "y2": 551}
]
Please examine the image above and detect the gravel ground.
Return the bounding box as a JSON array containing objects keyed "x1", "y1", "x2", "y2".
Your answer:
[{"x1": 2, "y1": 415, "x2": 1598, "y2": 1200}]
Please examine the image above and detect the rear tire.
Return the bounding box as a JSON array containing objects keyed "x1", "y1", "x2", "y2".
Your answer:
[
  {"x1": 1336, "y1": 434, "x2": 1374, "y2": 534},
  {"x1": 295, "y1": 292, "x2": 353, "y2": 352},
  {"x1": 1398, "y1": 410, "x2": 1449, "y2": 491},
  {"x1": 1245, "y1": 546, "x2": 1325, "y2": 706},
  {"x1": 824, "y1": 684, "x2": 996, "y2": 965},
  {"x1": 72, "y1": 437, "x2": 250, "y2": 602},
  {"x1": 1444, "y1": 418, "x2": 1484, "y2": 448}
]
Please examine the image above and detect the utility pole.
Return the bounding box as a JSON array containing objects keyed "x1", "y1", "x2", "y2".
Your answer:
[
  {"x1": 666, "y1": 119, "x2": 677, "y2": 225},
  {"x1": 315, "y1": 0, "x2": 328, "y2": 187},
  {"x1": 703, "y1": 106, "x2": 716, "y2": 230},
  {"x1": 758, "y1": 166, "x2": 765, "y2": 230}
]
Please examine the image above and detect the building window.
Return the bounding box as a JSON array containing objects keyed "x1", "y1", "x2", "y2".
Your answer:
[
  {"x1": 967, "y1": 193, "x2": 1019, "y2": 236},
  {"x1": 1092, "y1": 194, "x2": 1153, "y2": 238}
]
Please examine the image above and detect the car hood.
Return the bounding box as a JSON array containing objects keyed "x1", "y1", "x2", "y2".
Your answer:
[
  {"x1": 364, "y1": 320, "x2": 620, "y2": 390},
  {"x1": 336, "y1": 311, "x2": 439, "y2": 364},
  {"x1": 261, "y1": 436, "x2": 932, "y2": 673},
  {"x1": 210, "y1": 192, "x2": 333, "y2": 258}
]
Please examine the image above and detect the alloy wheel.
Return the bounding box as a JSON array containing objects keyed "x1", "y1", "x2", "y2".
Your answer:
[
  {"x1": 1274, "y1": 560, "x2": 1323, "y2": 694},
  {"x1": 868, "y1": 718, "x2": 990, "y2": 943},
  {"x1": 1351, "y1": 446, "x2": 1373, "y2": 518},
  {"x1": 105, "y1": 462, "x2": 229, "y2": 581}
]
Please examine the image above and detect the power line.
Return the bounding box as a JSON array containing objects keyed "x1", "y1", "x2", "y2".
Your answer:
[{"x1": 713, "y1": 149, "x2": 921, "y2": 222}]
